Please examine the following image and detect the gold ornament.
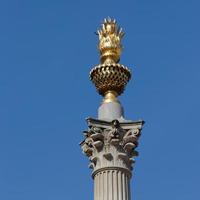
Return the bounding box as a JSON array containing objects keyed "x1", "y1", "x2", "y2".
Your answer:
[
  {"x1": 90, "y1": 18, "x2": 132, "y2": 103},
  {"x1": 96, "y1": 17, "x2": 124, "y2": 64}
]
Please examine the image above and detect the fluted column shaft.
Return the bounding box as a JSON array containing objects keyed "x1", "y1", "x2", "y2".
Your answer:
[{"x1": 94, "y1": 169, "x2": 130, "y2": 200}]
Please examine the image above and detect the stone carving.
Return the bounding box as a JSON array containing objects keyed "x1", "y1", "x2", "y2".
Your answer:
[{"x1": 80, "y1": 118, "x2": 144, "y2": 174}]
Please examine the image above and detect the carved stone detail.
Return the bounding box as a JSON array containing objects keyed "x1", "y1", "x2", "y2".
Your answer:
[{"x1": 80, "y1": 118, "x2": 144, "y2": 174}]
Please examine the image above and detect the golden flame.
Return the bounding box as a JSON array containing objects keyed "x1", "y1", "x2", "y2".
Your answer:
[{"x1": 96, "y1": 17, "x2": 125, "y2": 64}]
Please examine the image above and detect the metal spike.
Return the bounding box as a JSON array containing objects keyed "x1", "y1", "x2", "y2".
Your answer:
[
  {"x1": 102, "y1": 24, "x2": 105, "y2": 31},
  {"x1": 117, "y1": 26, "x2": 121, "y2": 34}
]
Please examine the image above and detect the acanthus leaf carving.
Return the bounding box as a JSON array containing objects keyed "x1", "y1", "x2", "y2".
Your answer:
[{"x1": 80, "y1": 119, "x2": 143, "y2": 172}]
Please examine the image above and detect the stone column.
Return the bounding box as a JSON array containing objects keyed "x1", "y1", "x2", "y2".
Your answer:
[
  {"x1": 80, "y1": 118, "x2": 144, "y2": 200},
  {"x1": 94, "y1": 169, "x2": 130, "y2": 200}
]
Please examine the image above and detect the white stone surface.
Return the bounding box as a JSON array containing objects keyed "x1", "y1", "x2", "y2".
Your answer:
[
  {"x1": 98, "y1": 102, "x2": 124, "y2": 121},
  {"x1": 94, "y1": 170, "x2": 130, "y2": 200}
]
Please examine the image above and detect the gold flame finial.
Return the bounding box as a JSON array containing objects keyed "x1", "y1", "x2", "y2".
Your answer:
[
  {"x1": 90, "y1": 18, "x2": 131, "y2": 103},
  {"x1": 97, "y1": 17, "x2": 125, "y2": 64}
]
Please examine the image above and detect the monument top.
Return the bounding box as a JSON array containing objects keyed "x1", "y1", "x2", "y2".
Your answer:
[
  {"x1": 90, "y1": 18, "x2": 132, "y2": 103},
  {"x1": 96, "y1": 17, "x2": 125, "y2": 64}
]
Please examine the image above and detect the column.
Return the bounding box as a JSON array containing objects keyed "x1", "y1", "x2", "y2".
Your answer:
[
  {"x1": 94, "y1": 169, "x2": 130, "y2": 200},
  {"x1": 80, "y1": 118, "x2": 143, "y2": 200}
]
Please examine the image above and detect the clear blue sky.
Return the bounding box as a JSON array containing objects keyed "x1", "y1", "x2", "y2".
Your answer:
[{"x1": 0, "y1": 0, "x2": 199, "y2": 200}]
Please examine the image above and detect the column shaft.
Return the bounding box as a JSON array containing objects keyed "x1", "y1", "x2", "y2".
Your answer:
[{"x1": 94, "y1": 170, "x2": 130, "y2": 200}]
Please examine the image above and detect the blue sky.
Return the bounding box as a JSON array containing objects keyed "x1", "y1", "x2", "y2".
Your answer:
[{"x1": 0, "y1": 0, "x2": 200, "y2": 200}]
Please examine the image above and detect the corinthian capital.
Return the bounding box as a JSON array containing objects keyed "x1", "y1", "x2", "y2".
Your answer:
[{"x1": 80, "y1": 118, "x2": 144, "y2": 175}]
